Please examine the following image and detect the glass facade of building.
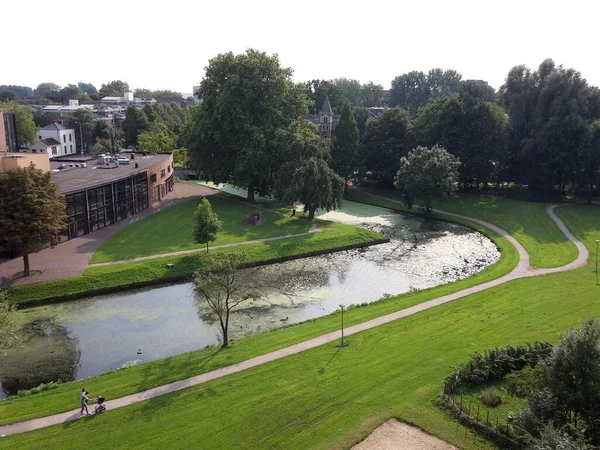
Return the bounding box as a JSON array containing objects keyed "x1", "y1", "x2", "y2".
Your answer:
[{"x1": 62, "y1": 173, "x2": 149, "y2": 240}]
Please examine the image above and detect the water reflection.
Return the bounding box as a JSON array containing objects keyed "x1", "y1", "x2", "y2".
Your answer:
[{"x1": 0, "y1": 201, "x2": 499, "y2": 397}]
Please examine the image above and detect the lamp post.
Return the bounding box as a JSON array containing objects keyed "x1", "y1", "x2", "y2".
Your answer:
[
  {"x1": 339, "y1": 304, "x2": 347, "y2": 347},
  {"x1": 74, "y1": 121, "x2": 84, "y2": 156},
  {"x1": 596, "y1": 240, "x2": 600, "y2": 285}
]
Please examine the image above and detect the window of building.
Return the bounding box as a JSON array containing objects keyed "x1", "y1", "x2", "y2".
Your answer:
[
  {"x1": 52, "y1": 147, "x2": 57, "y2": 155},
  {"x1": 324, "y1": 116, "x2": 328, "y2": 123},
  {"x1": 38, "y1": 135, "x2": 42, "y2": 139},
  {"x1": 69, "y1": 134, "x2": 72, "y2": 142},
  {"x1": 161, "y1": 169, "x2": 165, "y2": 178},
  {"x1": 168, "y1": 165, "x2": 171, "y2": 173},
  {"x1": 31, "y1": 149, "x2": 37, "y2": 153},
  {"x1": 64, "y1": 146, "x2": 67, "y2": 153},
  {"x1": 150, "y1": 174, "x2": 157, "y2": 183},
  {"x1": 70, "y1": 145, "x2": 73, "y2": 152},
  {"x1": 63, "y1": 135, "x2": 66, "y2": 143}
]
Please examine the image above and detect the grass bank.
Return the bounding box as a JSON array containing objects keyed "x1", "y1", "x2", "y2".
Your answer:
[
  {"x1": 90, "y1": 195, "x2": 312, "y2": 263},
  {"x1": 7, "y1": 221, "x2": 383, "y2": 307},
  {"x1": 0, "y1": 210, "x2": 517, "y2": 425},
  {"x1": 348, "y1": 187, "x2": 578, "y2": 269},
  {"x1": 0, "y1": 205, "x2": 597, "y2": 449}
]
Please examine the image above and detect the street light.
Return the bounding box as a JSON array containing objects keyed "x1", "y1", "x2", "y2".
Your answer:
[
  {"x1": 74, "y1": 121, "x2": 84, "y2": 157},
  {"x1": 339, "y1": 304, "x2": 347, "y2": 347}
]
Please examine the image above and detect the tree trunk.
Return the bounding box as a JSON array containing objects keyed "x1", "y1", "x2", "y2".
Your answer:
[
  {"x1": 247, "y1": 182, "x2": 255, "y2": 202},
  {"x1": 222, "y1": 310, "x2": 230, "y2": 347},
  {"x1": 308, "y1": 207, "x2": 316, "y2": 220},
  {"x1": 425, "y1": 198, "x2": 432, "y2": 212},
  {"x1": 206, "y1": 242, "x2": 209, "y2": 253},
  {"x1": 23, "y1": 253, "x2": 30, "y2": 277}
]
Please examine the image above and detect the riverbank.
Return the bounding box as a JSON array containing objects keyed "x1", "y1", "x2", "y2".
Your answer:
[
  {"x1": 0, "y1": 207, "x2": 516, "y2": 425},
  {"x1": 7, "y1": 220, "x2": 385, "y2": 308}
]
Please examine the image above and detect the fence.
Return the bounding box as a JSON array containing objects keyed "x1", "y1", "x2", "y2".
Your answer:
[{"x1": 437, "y1": 393, "x2": 522, "y2": 449}]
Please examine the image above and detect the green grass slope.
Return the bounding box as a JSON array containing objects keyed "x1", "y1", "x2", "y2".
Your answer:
[
  {"x1": 2, "y1": 204, "x2": 597, "y2": 449},
  {"x1": 90, "y1": 195, "x2": 312, "y2": 263},
  {"x1": 349, "y1": 188, "x2": 578, "y2": 269}
]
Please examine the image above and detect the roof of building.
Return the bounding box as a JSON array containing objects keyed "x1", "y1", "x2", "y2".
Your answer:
[
  {"x1": 320, "y1": 94, "x2": 333, "y2": 115},
  {"x1": 37, "y1": 138, "x2": 61, "y2": 147},
  {"x1": 51, "y1": 153, "x2": 171, "y2": 194},
  {"x1": 41, "y1": 123, "x2": 70, "y2": 131}
]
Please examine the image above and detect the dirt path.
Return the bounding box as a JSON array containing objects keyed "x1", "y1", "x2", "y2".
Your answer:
[
  {"x1": 0, "y1": 200, "x2": 588, "y2": 438},
  {"x1": 352, "y1": 420, "x2": 458, "y2": 450}
]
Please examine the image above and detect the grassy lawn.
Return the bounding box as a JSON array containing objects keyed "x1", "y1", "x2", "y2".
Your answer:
[
  {"x1": 0, "y1": 212, "x2": 518, "y2": 424},
  {"x1": 1, "y1": 204, "x2": 597, "y2": 449},
  {"x1": 348, "y1": 188, "x2": 578, "y2": 269},
  {"x1": 90, "y1": 195, "x2": 313, "y2": 263},
  {"x1": 7, "y1": 221, "x2": 384, "y2": 307}
]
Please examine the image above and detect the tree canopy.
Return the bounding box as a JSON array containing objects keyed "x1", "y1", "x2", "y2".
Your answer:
[
  {"x1": 331, "y1": 102, "x2": 360, "y2": 182},
  {"x1": 192, "y1": 198, "x2": 222, "y2": 252},
  {"x1": 0, "y1": 166, "x2": 67, "y2": 276},
  {"x1": 0, "y1": 101, "x2": 37, "y2": 147},
  {"x1": 0, "y1": 85, "x2": 33, "y2": 98},
  {"x1": 186, "y1": 49, "x2": 308, "y2": 201},
  {"x1": 138, "y1": 122, "x2": 174, "y2": 153},
  {"x1": 99, "y1": 80, "x2": 130, "y2": 98},
  {"x1": 394, "y1": 145, "x2": 460, "y2": 212},
  {"x1": 34, "y1": 82, "x2": 60, "y2": 96},
  {"x1": 122, "y1": 106, "x2": 150, "y2": 147},
  {"x1": 194, "y1": 252, "x2": 259, "y2": 347}
]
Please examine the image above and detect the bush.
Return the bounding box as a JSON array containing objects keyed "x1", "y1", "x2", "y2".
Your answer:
[
  {"x1": 444, "y1": 341, "x2": 553, "y2": 394},
  {"x1": 481, "y1": 388, "x2": 502, "y2": 407},
  {"x1": 15, "y1": 380, "x2": 62, "y2": 398},
  {"x1": 505, "y1": 365, "x2": 544, "y2": 397}
]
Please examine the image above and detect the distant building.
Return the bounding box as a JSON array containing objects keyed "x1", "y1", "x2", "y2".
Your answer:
[
  {"x1": 0, "y1": 109, "x2": 18, "y2": 153},
  {"x1": 28, "y1": 138, "x2": 62, "y2": 157},
  {"x1": 100, "y1": 92, "x2": 157, "y2": 107},
  {"x1": 306, "y1": 95, "x2": 339, "y2": 139},
  {"x1": 37, "y1": 123, "x2": 76, "y2": 157}
]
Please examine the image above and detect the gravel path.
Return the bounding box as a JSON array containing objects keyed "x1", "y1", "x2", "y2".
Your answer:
[
  {"x1": 352, "y1": 420, "x2": 458, "y2": 450},
  {"x1": 0, "y1": 201, "x2": 588, "y2": 438}
]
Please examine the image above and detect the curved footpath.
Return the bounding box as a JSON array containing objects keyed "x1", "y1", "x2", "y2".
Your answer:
[{"x1": 0, "y1": 202, "x2": 589, "y2": 438}]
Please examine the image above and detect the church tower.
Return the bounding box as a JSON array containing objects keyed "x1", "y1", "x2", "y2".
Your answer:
[{"x1": 318, "y1": 94, "x2": 334, "y2": 139}]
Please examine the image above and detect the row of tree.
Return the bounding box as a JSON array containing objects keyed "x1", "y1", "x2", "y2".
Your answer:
[{"x1": 0, "y1": 81, "x2": 185, "y2": 104}]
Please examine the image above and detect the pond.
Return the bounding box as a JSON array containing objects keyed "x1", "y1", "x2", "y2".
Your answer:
[{"x1": 0, "y1": 201, "x2": 499, "y2": 397}]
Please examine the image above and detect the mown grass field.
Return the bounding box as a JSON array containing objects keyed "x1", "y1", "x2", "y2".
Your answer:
[
  {"x1": 1, "y1": 204, "x2": 598, "y2": 450},
  {"x1": 90, "y1": 195, "x2": 313, "y2": 263},
  {"x1": 0, "y1": 211, "x2": 518, "y2": 424},
  {"x1": 348, "y1": 188, "x2": 579, "y2": 269},
  {"x1": 7, "y1": 221, "x2": 383, "y2": 307}
]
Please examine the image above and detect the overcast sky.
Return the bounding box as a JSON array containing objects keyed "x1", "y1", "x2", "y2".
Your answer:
[{"x1": 4, "y1": 0, "x2": 599, "y2": 94}]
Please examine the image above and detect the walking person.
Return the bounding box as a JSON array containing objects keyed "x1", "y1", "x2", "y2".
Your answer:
[{"x1": 80, "y1": 388, "x2": 89, "y2": 416}]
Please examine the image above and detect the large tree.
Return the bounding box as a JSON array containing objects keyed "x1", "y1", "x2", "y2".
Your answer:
[
  {"x1": 192, "y1": 198, "x2": 222, "y2": 252},
  {"x1": 363, "y1": 106, "x2": 412, "y2": 187},
  {"x1": 0, "y1": 166, "x2": 67, "y2": 276},
  {"x1": 500, "y1": 59, "x2": 600, "y2": 193},
  {"x1": 99, "y1": 80, "x2": 130, "y2": 98},
  {"x1": 0, "y1": 101, "x2": 37, "y2": 146},
  {"x1": 77, "y1": 82, "x2": 97, "y2": 95},
  {"x1": 390, "y1": 69, "x2": 462, "y2": 116},
  {"x1": 138, "y1": 122, "x2": 174, "y2": 153},
  {"x1": 331, "y1": 102, "x2": 360, "y2": 183},
  {"x1": 34, "y1": 82, "x2": 60, "y2": 97},
  {"x1": 194, "y1": 252, "x2": 259, "y2": 347},
  {"x1": 394, "y1": 145, "x2": 460, "y2": 212},
  {"x1": 122, "y1": 106, "x2": 150, "y2": 147},
  {"x1": 412, "y1": 89, "x2": 508, "y2": 189},
  {"x1": 0, "y1": 90, "x2": 16, "y2": 102},
  {"x1": 275, "y1": 124, "x2": 344, "y2": 219},
  {"x1": 92, "y1": 126, "x2": 124, "y2": 156},
  {"x1": 186, "y1": 49, "x2": 308, "y2": 201}
]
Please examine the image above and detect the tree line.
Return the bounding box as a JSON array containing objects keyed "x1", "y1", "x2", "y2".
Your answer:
[{"x1": 0, "y1": 80, "x2": 186, "y2": 105}]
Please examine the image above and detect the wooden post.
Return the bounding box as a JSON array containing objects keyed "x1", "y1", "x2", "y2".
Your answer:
[
  {"x1": 476, "y1": 404, "x2": 480, "y2": 422},
  {"x1": 460, "y1": 395, "x2": 463, "y2": 412}
]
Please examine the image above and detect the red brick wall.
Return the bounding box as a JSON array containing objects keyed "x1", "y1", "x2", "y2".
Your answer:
[{"x1": 146, "y1": 154, "x2": 174, "y2": 203}]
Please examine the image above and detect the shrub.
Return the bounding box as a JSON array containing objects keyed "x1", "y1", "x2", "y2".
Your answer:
[
  {"x1": 444, "y1": 341, "x2": 553, "y2": 394},
  {"x1": 505, "y1": 365, "x2": 544, "y2": 397},
  {"x1": 15, "y1": 380, "x2": 62, "y2": 398},
  {"x1": 481, "y1": 388, "x2": 502, "y2": 407}
]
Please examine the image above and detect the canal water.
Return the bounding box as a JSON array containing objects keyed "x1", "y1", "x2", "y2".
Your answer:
[{"x1": 0, "y1": 201, "x2": 499, "y2": 397}]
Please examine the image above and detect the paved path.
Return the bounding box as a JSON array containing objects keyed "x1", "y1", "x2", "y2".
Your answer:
[
  {"x1": 89, "y1": 226, "x2": 321, "y2": 267},
  {"x1": 0, "y1": 182, "x2": 218, "y2": 287},
  {"x1": 0, "y1": 199, "x2": 589, "y2": 437}
]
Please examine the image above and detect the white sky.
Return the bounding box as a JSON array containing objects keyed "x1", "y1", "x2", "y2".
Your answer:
[{"x1": 3, "y1": 0, "x2": 599, "y2": 93}]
